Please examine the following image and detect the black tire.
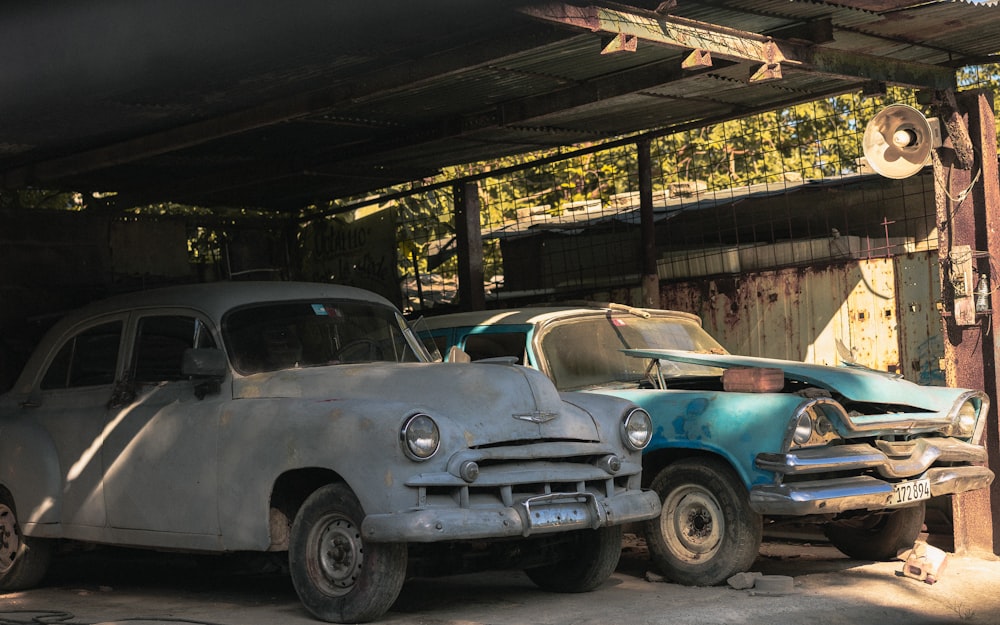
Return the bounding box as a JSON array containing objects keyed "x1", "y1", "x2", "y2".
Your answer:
[
  {"x1": 824, "y1": 502, "x2": 926, "y2": 561},
  {"x1": 289, "y1": 483, "x2": 407, "y2": 623},
  {"x1": 0, "y1": 489, "x2": 53, "y2": 591},
  {"x1": 524, "y1": 525, "x2": 623, "y2": 593},
  {"x1": 643, "y1": 458, "x2": 762, "y2": 586}
]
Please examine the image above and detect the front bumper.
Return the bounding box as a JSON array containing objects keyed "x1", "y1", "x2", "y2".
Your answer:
[
  {"x1": 750, "y1": 465, "x2": 995, "y2": 515},
  {"x1": 751, "y1": 437, "x2": 995, "y2": 516},
  {"x1": 361, "y1": 489, "x2": 660, "y2": 543}
]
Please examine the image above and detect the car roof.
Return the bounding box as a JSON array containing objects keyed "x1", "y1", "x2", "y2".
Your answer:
[
  {"x1": 6, "y1": 281, "x2": 398, "y2": 396},
  {"x1": 54, "y1": 281, "x2": 395, "y2": 328},
  {"x1": 421, "y1": 305, "x2": 703, "y2": 330}
]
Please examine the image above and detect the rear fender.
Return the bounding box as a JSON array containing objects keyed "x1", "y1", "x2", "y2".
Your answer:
[{"x1": 0, "y1": 415, "x2": 63, "y2": 532}]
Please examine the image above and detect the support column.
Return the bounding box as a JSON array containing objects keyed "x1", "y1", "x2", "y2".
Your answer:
[
  {"x1": 933, "y1": 89, "x2": 998, "y2": 556},
  {"x1": 455, "y1": 181, "x2": 485, "y2": 311},
  {"x1": 638, "y1": 139, "x2": 659, "y2": 308}
]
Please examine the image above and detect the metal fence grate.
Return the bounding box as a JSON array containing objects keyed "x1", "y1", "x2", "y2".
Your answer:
[{"x1": 324, "y1": 67, "x2": 1000, "y2": 315}]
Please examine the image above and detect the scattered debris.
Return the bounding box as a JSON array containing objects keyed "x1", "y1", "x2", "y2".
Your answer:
[
  {"x1": 897, "y1": 540, "x2": 949, "y2": 584},
  {"x1": 727, "y1": 572, "x2": 796, "y2": 595},
  {"x1": 727, "y1": 571, "x2": 763, "y2": 590},
  {"x1": 749, "y1": 575, "x2": 796, "y2": 596},
  {"x1": 645, "y1": 570, "x2": 666, "y2": 583}
]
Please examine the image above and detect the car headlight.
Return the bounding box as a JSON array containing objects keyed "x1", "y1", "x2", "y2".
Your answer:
[
  {"x1": 400, "y1": 413, "x2": 440, "y2": 461},
  {"x1": 949, "y1": 398, "x2": 980, "y2": 439},
  {"x1": 621, "y1": 407, "x2": 652, "y2": 451},
  {"x1": 792, "y1": 412, "x2": 813, "y2": 446}
]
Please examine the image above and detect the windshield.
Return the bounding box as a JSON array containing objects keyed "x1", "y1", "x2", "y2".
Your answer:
[
  {"x1": 539, "y1": 314, "x2": 726, "y2": 390},
  {"x1": 223, "y1": 300, "x2": 425, "y2": 374}
]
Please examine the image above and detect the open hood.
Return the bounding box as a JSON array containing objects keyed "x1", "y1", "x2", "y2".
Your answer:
[{"x1": 625, "y1": 348, "x2": 972, "y2": 415}]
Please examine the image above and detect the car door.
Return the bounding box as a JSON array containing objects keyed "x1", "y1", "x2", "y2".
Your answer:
[
  {"x1": 101, "y1": 311, "x2": 223, "y2": 541},
  {"x1": 24, "y1": 315, "x2": 127, "y2": 533}
]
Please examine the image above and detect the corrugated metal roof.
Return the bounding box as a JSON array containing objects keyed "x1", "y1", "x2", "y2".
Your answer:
[{"x1": 2, "y1": 0, "x2": 999, "y2": 212}]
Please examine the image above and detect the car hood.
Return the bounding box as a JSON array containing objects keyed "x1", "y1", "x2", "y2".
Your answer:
[
  {"x1": 625, "y1": 348, "x2": 971, "y2": 414},
  {"x1": 233, "y1": 361, "x2": 602, "y2": 445}
]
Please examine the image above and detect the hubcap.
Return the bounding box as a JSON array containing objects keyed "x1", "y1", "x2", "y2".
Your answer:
[
  {"x1": 661, "y1": 484, "x2": 723, "y2": 563},
  {"x1": 0, "y1": 504, "x2": 19, "y2": 573},
  {"x1": 314, "y1": 515, "x2": 363, "y2": 596}
]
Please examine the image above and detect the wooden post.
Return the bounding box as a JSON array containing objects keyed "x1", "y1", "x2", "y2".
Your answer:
[
  {"x1": 638, "y1": 139, "x2": 659, "y2": 308},
  {"x1": 455, "y1": 181, "x2": 485, "y2": 311}
]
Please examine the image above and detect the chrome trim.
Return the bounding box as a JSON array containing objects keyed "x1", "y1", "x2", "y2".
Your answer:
[
  {"x1": 836, "y1": 390, "x2": 990, "y2": 437},
  {"x1": 756, "y1": 438, "x2": 988, "y2": 478},
  {"x1": 960, "y1": 390, "x2": 991, "y2": 445},
  {"x1": 750, "y1": 465, "x2": 995, "y2": 516},
  {"x1": 785, "y1": 398, "x2": 846, "y2": 451},
  {"x1": 512, "y1": 411, "x2": 559, "y2": 424}
]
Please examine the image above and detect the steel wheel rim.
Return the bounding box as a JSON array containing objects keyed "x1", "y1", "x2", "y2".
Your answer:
[
  {"x1": 660, "y1": 484, "x2": 723, "y2": 563},
  {"x1": 0, "y1": 503, "x2": 19, "y2": 573},
  {"x1": 311, "y1": 513, "x2": 363, "y2": 596}
]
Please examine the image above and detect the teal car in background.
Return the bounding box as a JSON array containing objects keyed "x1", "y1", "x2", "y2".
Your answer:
[{"x1": 422, "y1": 304, "x2": 994, "y2": 586}]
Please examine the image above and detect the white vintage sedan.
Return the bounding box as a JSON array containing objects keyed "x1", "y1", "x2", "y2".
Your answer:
[{"x1": 0, "y1": 282, "x2": 659, "y2": 622}]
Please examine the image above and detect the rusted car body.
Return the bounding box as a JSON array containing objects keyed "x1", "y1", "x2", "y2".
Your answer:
[
  {"x1": 0, "y1": 283, "x2": 659, "y2": 622},
  {"x1": 422, "y1": 304, "x2": 994, "y2": 586}
]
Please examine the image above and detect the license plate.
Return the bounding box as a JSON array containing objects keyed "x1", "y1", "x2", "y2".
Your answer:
[
  {"x1": 520, "y1": 493, "x2": 598, "y2": 534},
  {"x1": 888, "y1": 478, "x2": 931, "y2": 507},
  {"x1": 525, "y1": 501, "x2": 589, "y2": 530}
]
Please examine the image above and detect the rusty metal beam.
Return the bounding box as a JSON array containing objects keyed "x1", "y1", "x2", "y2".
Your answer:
[
  {"x1": 962, "y1": 89, "x2": 1000, "y2": 556},
  {"x1": 518, "y1": 2, "x2": 956, "y2": 90},
  {"x1": 933, "y1": 89, "x2": 997, "y2": 556}
]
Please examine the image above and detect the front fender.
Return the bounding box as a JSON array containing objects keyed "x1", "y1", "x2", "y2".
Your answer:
[
  {"x1": 596, "y1": 389, "x2": 808, "y2": 488},
  {"x1": 215, "y1": 397, "x2": 467, "y2": 550}
]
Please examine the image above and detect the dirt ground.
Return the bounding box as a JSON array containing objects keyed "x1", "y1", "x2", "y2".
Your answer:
[{"x1": 3, "y1": 535, "x2": 1000, "y2": 625}]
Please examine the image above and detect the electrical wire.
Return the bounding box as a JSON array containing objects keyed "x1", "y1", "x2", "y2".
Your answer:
[{"x1": 0, "y1": 612, "x2": 229, "y2": 625}]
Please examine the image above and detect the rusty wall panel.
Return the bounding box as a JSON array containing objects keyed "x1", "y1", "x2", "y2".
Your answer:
[
  {"x1": 895, "y1": 251, "x2": 944, "y2": 386},
  {"x1": 659, "y1": 257, "x2": 941, "y2": 383},
  {"x1": 844, "y1": 259, "x2": 900, "y2": 374}
]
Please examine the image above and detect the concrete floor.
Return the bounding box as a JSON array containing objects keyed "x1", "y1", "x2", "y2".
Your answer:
[{"x1": 2, "y1": 536, "x2": 1000, "y2": 625}]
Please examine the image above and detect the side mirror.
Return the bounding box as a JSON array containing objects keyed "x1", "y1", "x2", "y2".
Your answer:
[
  {"x1": 182, "y1": 348, "x2": 227, "y2": 399},
  {"x1": 447, "y1": 345, "x2": 471, "y2": 363}
]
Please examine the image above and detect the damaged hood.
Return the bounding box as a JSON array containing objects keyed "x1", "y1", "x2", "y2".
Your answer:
[
  {"x1": 233, "y1": 361, "x2": 602, "y2": 445},
  {"x1": 625, "y1": 348, "x2": 972, "y2": 414}
]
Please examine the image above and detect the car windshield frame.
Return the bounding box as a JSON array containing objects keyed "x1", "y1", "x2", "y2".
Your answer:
[
  {"x1": 222, "y1": 298, "x2": 427, "y2": 375},
  {"x1": 536, "y1": 314, "x2": 726, "y2": 391}
]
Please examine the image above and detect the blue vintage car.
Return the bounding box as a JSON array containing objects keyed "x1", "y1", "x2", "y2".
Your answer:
[{"x1": 422, "y1": 304, "x2": 995, "y2": 586}]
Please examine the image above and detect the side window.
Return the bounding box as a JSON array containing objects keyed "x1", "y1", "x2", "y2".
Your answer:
[
  {"x1": 463, "y1": 332, "x2": 528, "y2": 364},
  {"x1": 133, "y1": 315, "x2": 217, "y2": 383},
  {"x1": 41, "y1": 321, "x2": 123, "y2": 389}
]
